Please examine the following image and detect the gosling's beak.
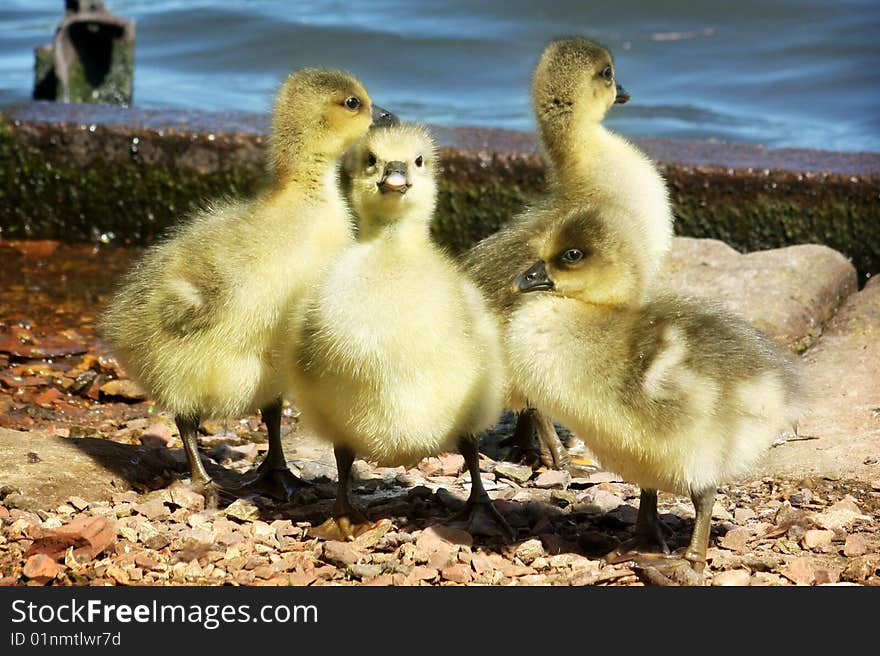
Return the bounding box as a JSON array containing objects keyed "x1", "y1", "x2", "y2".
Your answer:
[
  {"x1": 511, "y1": 260, "x2": 554, "y2": 294},
  {"x1": 614, "y1": 83, "x2": 630, "y2": 105},
  {"x1": 371, "y1": 104, "x2": 398, "y2": 126},
  {"x1": 379, "y1": 160, "x2": 410, "y2": 194}
]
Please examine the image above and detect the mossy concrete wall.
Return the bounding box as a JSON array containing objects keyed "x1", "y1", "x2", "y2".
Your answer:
[{"x1": 0, "y1": 103, "x2": 877, "y2": 280}]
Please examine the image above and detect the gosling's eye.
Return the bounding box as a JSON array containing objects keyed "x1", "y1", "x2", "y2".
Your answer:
[
  {"x1": 344, "y1": 96, "x2": 361, "y2": 110},
  {"x1": 367, "y1": 152, "x2": 377, "y2": 167},
  {"x1": 602, "y1": 65, "x2": 613, "y2": 82},
  {"x1": 562, "y1": 249, "x2": 584, "y2": 263},
  {"x1": 414, "y1": 155, "x2": 424, "y2": 168}
]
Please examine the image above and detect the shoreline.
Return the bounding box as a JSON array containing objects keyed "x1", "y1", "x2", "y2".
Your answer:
[{"x1": 1, "y1": 101, "x2": 878, "y2": 280}]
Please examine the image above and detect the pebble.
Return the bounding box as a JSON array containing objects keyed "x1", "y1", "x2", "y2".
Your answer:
[
  {"x1": 133, "y1": 498, "x2": 171, "y2": 521},
  {"x1": 514, "y1": 539, "x2": 545, "y2": 565},
  {"x1": 99, "y1": 379, "x2": 146, "y2": 401},
  {"x1": 223, "y1": 499, "x2": 259, "y2": 522},
  {"x1": 814, "y1": 498, "x2": 870, "y2": 530},
  {"x1": 712, "y1": 569, "x2": 752, "y2": 586},
  {"x1": 493, "y1": 462, "x2": 533, "y2": 484},
  {"x1": 782, "y1": 556, "x2": 819, "y2": 585},
  {"x1": 441, "y1": 563, "x2": 473, "y2": 584},
  {"x1": 23, "y1": 553, "x2": 64, "y2": 581},
  {"x1": 843, "y1": 534, "x2": 868, "y2": 557},
  {"x1": 578, "y1": 488, "x2": 624, "y2": 514},
  {"x1": 802, "y1": 529, "x2": 834, "y2": 550},
  {"x1": 719, "y1": 527, "x2": 753, "y2": 552},
  {"x1": 533, "y1": 469, "x2": 571, "y2": 489},
  {"x1": 321, "y1": 541, "x2": 364, "y2": 567}
]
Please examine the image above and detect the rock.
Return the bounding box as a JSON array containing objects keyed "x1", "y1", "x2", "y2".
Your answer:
[
  {"x1": 514, "y1": 539, "x2": 545, "y2": 565},
  {"x1": 813, "y1": 567, "x2": 841, "y2": 585},
  {"x1": 711, "y1": 501, "x2": 732, "y2": 521},
  {"x1": 7, "y1": 240, "x2": 61, "y2": 258},
  {"x1": 67, "y1": 496, "x2": 89, "y2": 511},
  {"x1": 842, "y1": 555, "x2": 880, "y2": 583},
  {"x1": 441, "y1": 563, "x2": 473, "y2": 584},
  {"x1": 802, "y1": 529, "x2": 834, "y2": 550},
  {"x1": 659, "y1": 238, "x2": 856, "y2": 351},
  {"x1": 470, "y1": 552, "x2": 508, "y2": 574},
  {"x1": 299, "y1": 461, "x2": 337, "y2": 482},
  {"x1": 223, "y1": 499, "x2": 259, "y2": 522},
  {"x1": 814, "y1": 498, "x2": 870, "y2": 531},
  {"x1": 734, "y1": 507, "x2": 757, "y2": 523},
  {"x1": 405, "y1": 566, "x2": 438, "y2": 583},
  {"x1": 140, "y1": 422, "x2": 174, "y2": 448},
  {"x1": 719, "y1": 527, "x2": 753, "y2": 553},
  {"x1": 169, "y1": 484, "x2": 205, "y2": 512},
  {"x1": 533, "y1": 469, "x2": 571, "y2": 489},
  {"x1": 782, "y1": 556, "x2": 819, "y2": 585},
  {"x1": 28, "y1": 515, "x2": 116, "y2": 562},
  {"x1": 321, "y1": 541, "x2": 364, "y2": 568},
  {"x1": 788, "y1": 489, "x2": 813, "y2": 507},
  {"x1": 0, "y1": 333, "x2": 87, "y2": 359},
  {"x1": 578, "y1": 488, "x2": 624, "y2": 514},
  {"x1": 712, "y1": 569, "x2": 752, "y2": 586},
  {"x1": 99, "y1": 379, "x2": 147, "y2": 401},
  {"x1": 766, "y1": 278, "x2": 880, "y2": 481},
  {"x1": 415, "y1": 525, "x2": 473, "y2": 558},
  {"x1": 0, "y1": 429, "x2": 177, "y2": 509},
  {"x1": 843, "y1": 534, "x2": 869, "y2": 557},
  {"x1": 23, "y1": 553, "x2": 64, "y2": 581},
  {"x1": 493, "y1": 462, "x2": 533, "y2": 484},
  {"x1": 438, "y1": 453, "x2": 465, "y2": 477},
  {"x1": 349, "y1": 564, "x2": 382, "y2": 581},
  {"x1": 133, "y1": 498, "x2": 170, "y2": 521},
  {"x1": 353, "y1": 519, "x2": 393, "y2": 549}
]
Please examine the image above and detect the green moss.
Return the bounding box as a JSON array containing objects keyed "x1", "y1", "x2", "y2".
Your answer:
[
  {"x1": 0, "y1": 119, "x2": 266, "y2": 243},
  {"x1": 1, "y1": 116, "x2": 877, "y2": 281}
]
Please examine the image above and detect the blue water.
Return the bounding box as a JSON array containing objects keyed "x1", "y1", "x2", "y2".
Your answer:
[{"x1": 1, "y1": 0, "x2": 878, "y2": 152}]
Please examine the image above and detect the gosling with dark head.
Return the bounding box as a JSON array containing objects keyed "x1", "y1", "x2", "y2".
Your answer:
[{"x1": 506, "y1": 203, "x2": 805, "y2": 582}]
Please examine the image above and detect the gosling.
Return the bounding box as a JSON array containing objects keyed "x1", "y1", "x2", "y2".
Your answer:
[
  {"x1": 506, "y1": 204, "x2": 804, "y2": 580},
  {"x1": 289, "y1": 123, "x2": 510, "y2": 540},
  {"x1": 466, "y1": 38, "x2": 676, "y2": 469},
  {"x1": 99, "y1": 69, "x2": 390, "y2": 501}
]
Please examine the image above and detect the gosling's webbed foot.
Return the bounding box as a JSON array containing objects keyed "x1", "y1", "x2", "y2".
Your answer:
[
  {"x1": 237, "y1": 464, "x2": 306, "y2": 502},
  {"x1": 604, "y1": 533, "x2": 671, "y2": 565},
  {"x1": 444, "y1": 497, "x2": 515, "y2": 541},
  {"x1": 629, "y1": 555, "x2": 706, "y2": 587},
  {"x1": 309, "y1": 511, "x2": 375, "y2": 542},
  {"x1": 185, "y1": 477, "x2": 235, "y2": 510}
]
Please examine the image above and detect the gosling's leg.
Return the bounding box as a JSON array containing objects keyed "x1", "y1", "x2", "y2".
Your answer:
[
  {"x1": 605, "y1": 488, "x2": 671, "y2": 563},
  {"x1": 503, "y1": 407, "x2": 541, "y2": 465},
  {"x1": 615, "y1": 488, "x2": 714, "y2": 586},
  {"x1": 684, "y1": 487, "x2": 716, "y2": 574},
  {"x1": 533, "y1": 410, "x2": 571, "y2": 470},
  {"x1": 240, "y1": 398, "x2": 304, "y2": 500},
  {"x1": 444, "y1": 436, "x2": 515, "y2": 540},
  {"x1": 176, "y1": 413, "x2": 223, "y2": 506},
  {"x1": 309, "y1": 444, "x2": 373, "y2": 541}
]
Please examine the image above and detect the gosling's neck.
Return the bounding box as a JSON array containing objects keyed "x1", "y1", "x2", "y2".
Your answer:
[
  {"x1": 269, "y1": 150, "x2": 342, "y2": 203},
  {"x1": 540, "y1": 116, "x2": 613, "y2": 191},
  {"x1": 268, "y1": 122, "x2": 348, "y2": 202},
  {"x1": 359, "y1": 213, "x2": 432, "y2": 245}
]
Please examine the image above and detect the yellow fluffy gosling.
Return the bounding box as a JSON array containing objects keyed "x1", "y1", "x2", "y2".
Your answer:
[
  {"x1": 289, "y1": 124, "x2": 510, "y2": 540},
  {"x1": 100, "y1": 69, "x2": 390, "y2": 500},
  {"x1": 507, "y1": 204, "x2": 805, "y2": 580},
  {"x1": 465, "y1": 37, "x2": 676, "y2": 468}
]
